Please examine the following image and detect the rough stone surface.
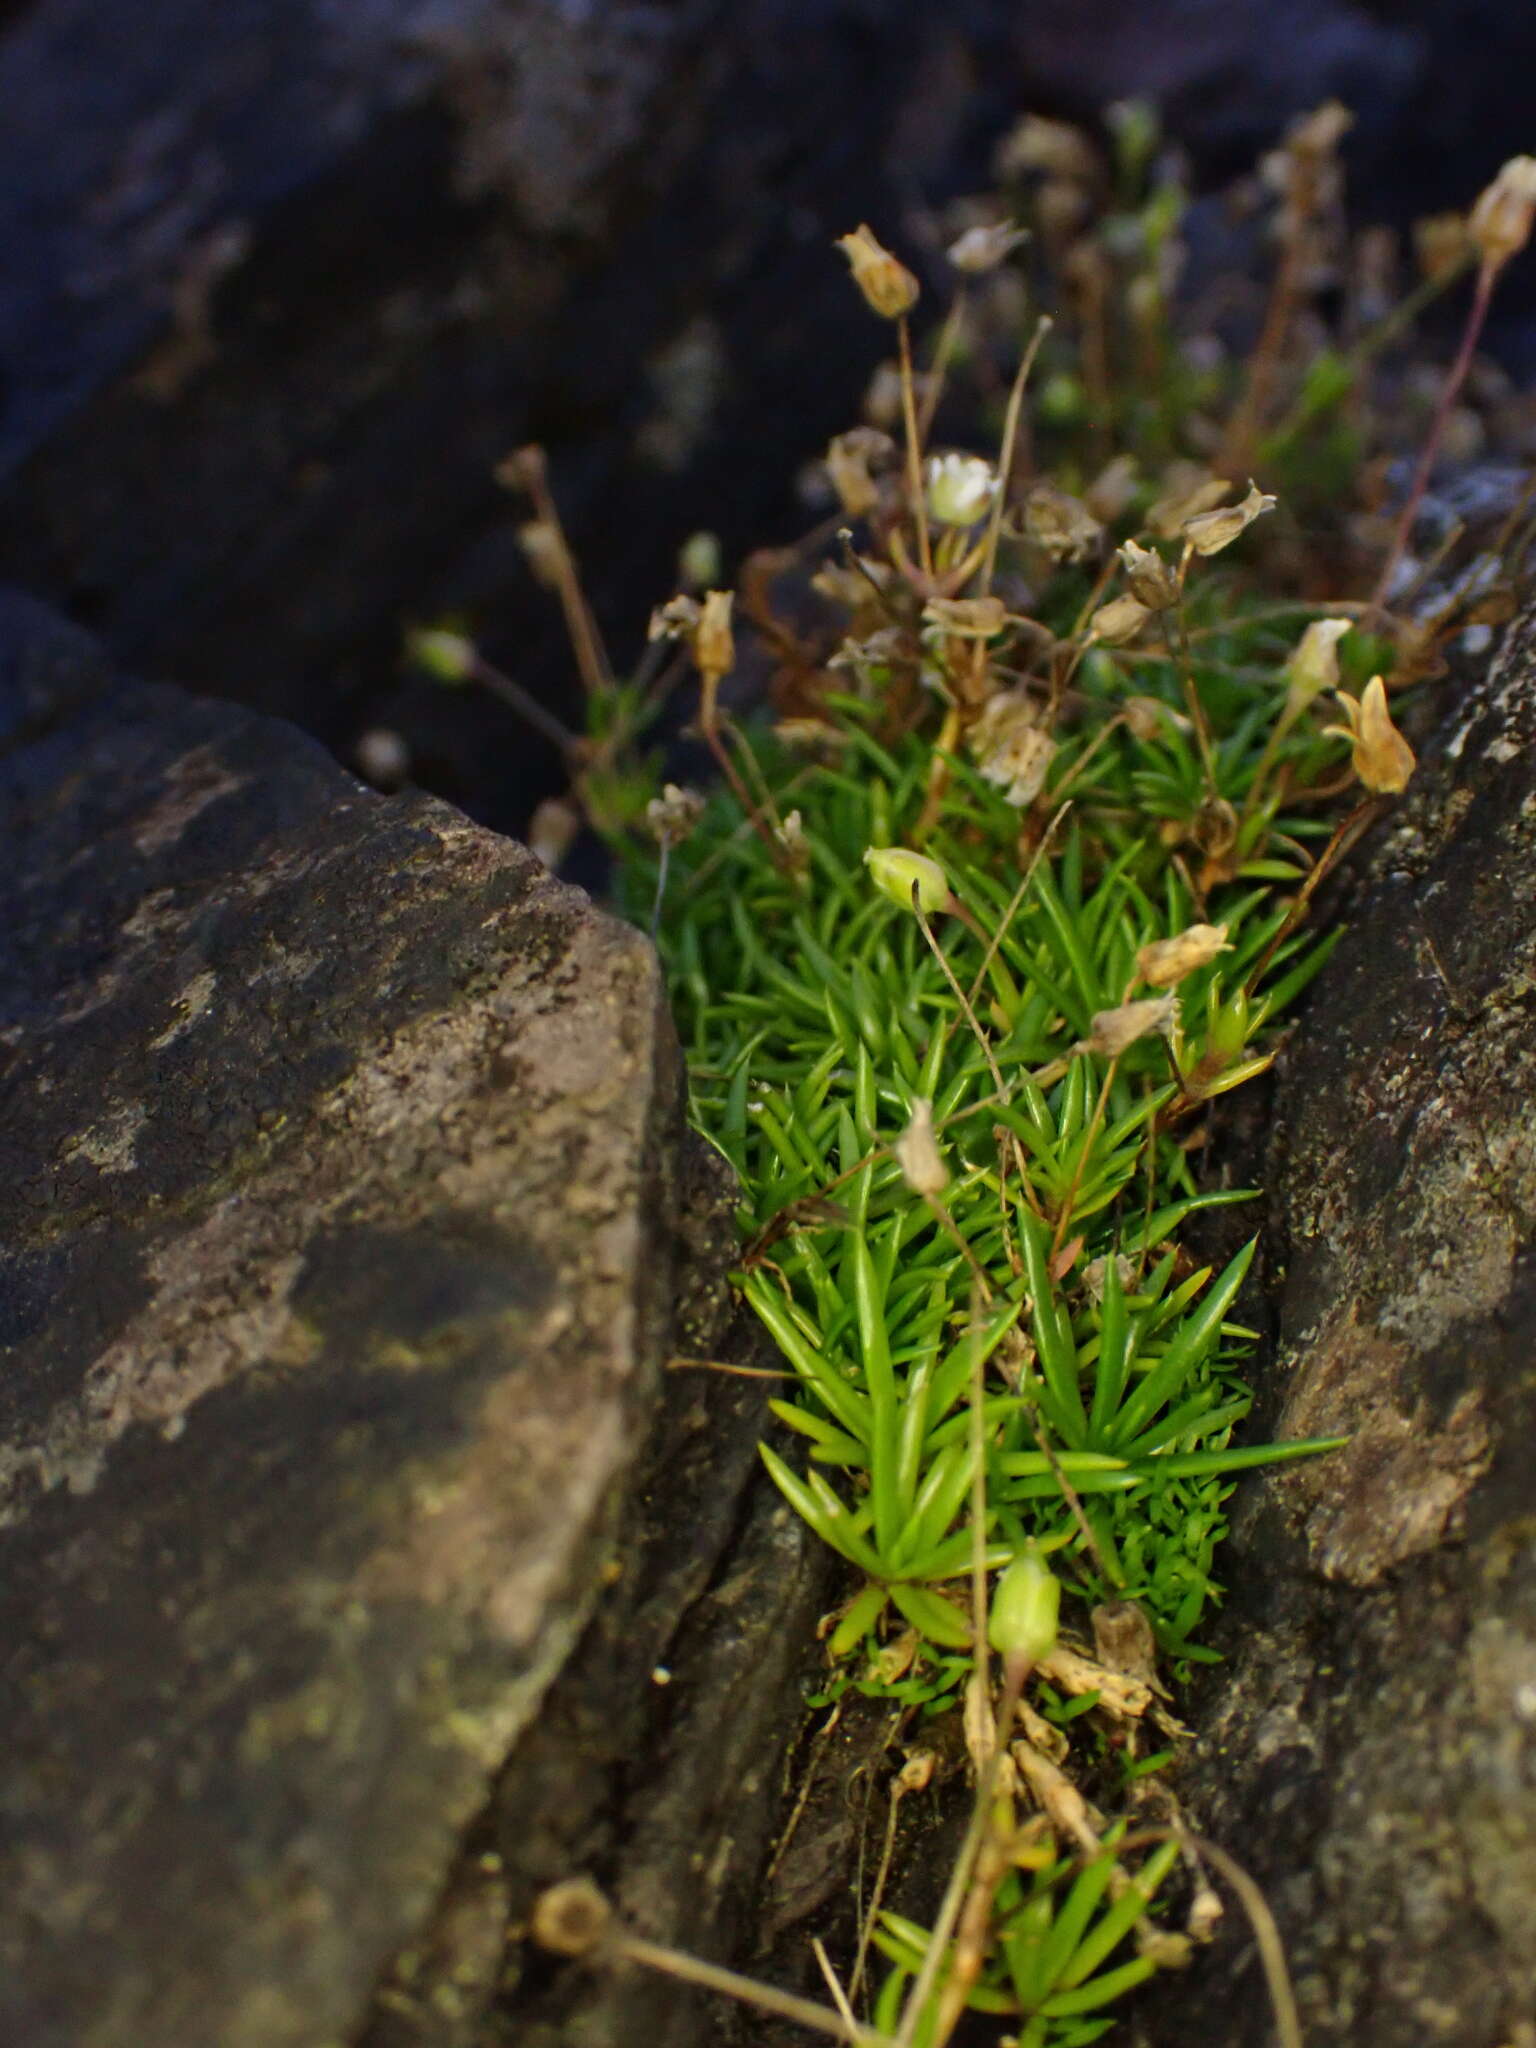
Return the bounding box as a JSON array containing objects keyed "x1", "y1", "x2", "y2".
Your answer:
[
  {"x1": 1141, "y1": 608, "x2": 1536, "y2": 2047},
  {"x1": 7, "y1": 0, "x2": 1536, "y2": 840},
  {"x1": 360, "y1": 1137, "x2": 836, "y2": 2048},
  {"x1": 0, "y1": 587, "x2": 684, "y2": 2048}
]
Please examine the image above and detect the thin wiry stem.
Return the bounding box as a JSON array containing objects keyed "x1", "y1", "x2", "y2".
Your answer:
[{"x1": 1117, "y1": 1827, "x2": 1302, "y2": 2048}]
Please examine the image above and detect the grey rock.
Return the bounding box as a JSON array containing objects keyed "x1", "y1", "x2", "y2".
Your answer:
[
  {"x1": 1141, "y1": 608, "x2": 1536, "y2": 2046},
  {"x1": 0, "y1": 589, "x2": 685, "y2": 2048}
]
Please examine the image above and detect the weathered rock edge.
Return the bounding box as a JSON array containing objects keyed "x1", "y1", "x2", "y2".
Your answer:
[
  {"x1": 1143, "y1": 608, "x2": 1536, "y2": 2047},
  {"x1": 0, "y1": 589, "x2": 684, "y2": 2048}
]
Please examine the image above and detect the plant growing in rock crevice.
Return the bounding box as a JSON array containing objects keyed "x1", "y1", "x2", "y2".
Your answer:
[{"x1": 440, "y1": 101, "x2": 1536, "y2": 2048}]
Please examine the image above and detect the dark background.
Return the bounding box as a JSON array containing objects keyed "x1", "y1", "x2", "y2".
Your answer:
[{"x1": 2, "y1": 0, "x2": 1534, "y2": 836}]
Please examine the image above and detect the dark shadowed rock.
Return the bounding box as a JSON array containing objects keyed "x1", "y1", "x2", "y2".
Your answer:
[
  {"x1": 1139, "y1": 610, "x2": 1536, "y2": 2046},
  {"x1": 0, "y1": 587, "x2": 688, "y2": 2047},
  {"x1": 7, "y1": 0, "x2": 1536, "y2": 840}
]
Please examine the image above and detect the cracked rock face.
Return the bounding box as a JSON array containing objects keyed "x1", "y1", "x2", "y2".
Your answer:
[
  {"x1": 1141, "y1": 606, "x2": 1536, "y2": 2048},
  {"x1": 0, "y1": 590, "x2": 681, "y2": 2048}
]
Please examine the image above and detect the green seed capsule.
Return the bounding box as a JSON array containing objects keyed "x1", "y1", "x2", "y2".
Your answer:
[
  {"x1": 863, "y1": 846, "x2": 949, "y2": 914},
  {"x1": 988, "y1": 1547, "x2": 1061, "y2": 1664}
]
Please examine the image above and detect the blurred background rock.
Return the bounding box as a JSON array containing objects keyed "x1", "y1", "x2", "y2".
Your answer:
[{"x1": 2, "y1": 0, "x2": 1533, "y2": 836}]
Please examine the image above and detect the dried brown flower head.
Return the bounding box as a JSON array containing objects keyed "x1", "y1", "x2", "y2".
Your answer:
[
  {"x1": 695, "y1": 589, "x2": 735, "y2": 680},
  {"x1": 894, "y1": 1097, "x2": 949, "y2": 1197},
  {"x1": 1117, "y1": 538, "x2": 1178, "y2": 610},
  {"x1": 825, "y1": 428, "x2": 896, "y2": 517},
  {"x1": 1023, "y1": 482, "x2": 1103, "y2": 562},
  {"x1": 1324, "y1": 675, "x2": 1416, "y2": 793},
  {"x1": 646, "y1": 783, "x2": 705, "y2": 847},
  {"x1": 1078, "y1": 994, "x2": 1177, "y2": 1058},
  {"x1": 1136, "y1": 922, "x2": 1231, "y2": 989},
  {"x1": 922, "y1": 594, "x2": 1009, "y2": 638},
  {"x1": 1181, "y1": 480, "x2": 1277, "y2": 557},
  {"x1": 836, "y1": 224, "x2": 920, "y2": 319},
  {"x1": 972, "y1": 690, "x2": 1056, "y2": 806},
  {"x1": 1090, "y1": 594, "x2": 1152, "y2": 645},
  {"x1": 1468, "y1": 155, "x2": 1536, "y2": 271}
]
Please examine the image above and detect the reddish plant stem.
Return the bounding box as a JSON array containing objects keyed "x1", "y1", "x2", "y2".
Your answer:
[{"x1": 1372, "y1": 258, "x2": 1497, "y2": 611}]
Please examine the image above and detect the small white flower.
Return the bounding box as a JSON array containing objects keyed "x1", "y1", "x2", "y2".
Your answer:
[{"x1": 926, "y1": 453, "x2": 998, "y2": 528}]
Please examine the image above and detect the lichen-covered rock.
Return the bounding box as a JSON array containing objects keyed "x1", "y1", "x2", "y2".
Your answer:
[
  {"x1": 0, "y1": 589, "x2": 682, "y2": 2048},
  {"x1": 1145, "y1": 609, "x2": 1536, "y2": 2047}
]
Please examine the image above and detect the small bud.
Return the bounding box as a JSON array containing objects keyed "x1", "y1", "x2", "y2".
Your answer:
[
  {"x1": 895, "y1": 1747, "x2": 936, "y2": 1794},
  {"x1": 695, "y1": 589, "x2": 735, "y2": 680},
  {"x1": 947, "y1": 219, "x2": 1030, "y2": 273},
  {"x1": 1078, "y1": 993, "x2": 1177, "y2": 1058},
  {"x1": 1181, "y1": 480, "x2": 1277, "y2": 557},
  {"x1": 407, "y1": 626, "x2": 477, "y2": 683},
  {"x1": 988, "y1": 1548, "x2": 1061, "y2": 1666},
  {"x1": 646, "y1": 783, "x2": 705, "y2": 847},
  {"x1": 677, "y1": 529, "x2": 722, "y2": 590},
  {"x1": 1090, "y1": 594, "x2": 1152, "y2": 645},
  {"x1": 775, "y1": 808, "x2": 810, "y2": 874},
  {"x1": 1468, "y1": 155, "x2": 1536, "y2": 271},
  {"x1": 1117, "y1": 538, "x2": 1179, "y2": 610},
  {"x1": 1191, "y1": 795, "x2": 1239, "y2": 861},
  {"x1": 528, "y1": 795, "x2": 581, "y2": 871},
  {"x1": 1023, "y1": 483, "x2": 1103, "y2": 563},
  {"x1": 895, "y1": 1097, "x2": 949, "y2": 1197},
  {"x1": 836, "y1": 224, "x2": 920, "y2": 319},
  {"x1": 863, "y1": 845, "x2": 950, "y2": 914},
  {"x1": 354, "y1": 727, "x2": 411, "y2": 789},
  {"x1": 922, "y1": 594, "x2": 1008, "y2": 637},
  {"x1": 1284, "y1": 617, "x2": 1353, "y2": 717},
  {"x1": 1136, "y1": 922, "x2": 1231, "y2": 988},
  {"x1": 531, "y1": 1878, "x2": 612, "y2": 1958},
  {"x1": 926, "y1": 452, "x2": 998, "y2": 528},
  {"x1": 1323, "y1": 675, "x2": 1416, "y2": 794},
  {"x1": 495, "y1": 443, "x2": 547, "y2": 495}
]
